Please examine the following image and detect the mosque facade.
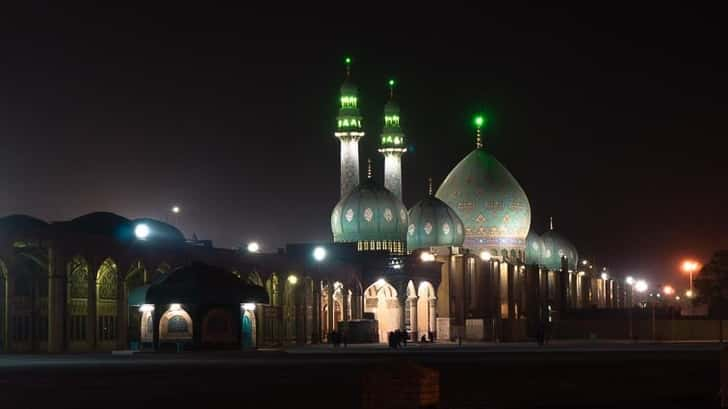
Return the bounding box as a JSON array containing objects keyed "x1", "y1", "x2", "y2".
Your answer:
[{"x1": 0, "y1": 60, "x2": 631, "y2": 353}]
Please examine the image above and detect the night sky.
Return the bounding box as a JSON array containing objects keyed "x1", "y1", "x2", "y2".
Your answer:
[{"x1": 1, "y1": 5, "x2": 726, "y2": 288}]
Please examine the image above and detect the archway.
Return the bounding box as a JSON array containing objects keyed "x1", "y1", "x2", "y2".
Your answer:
[
  {"x1": 364, "y1": 280, "x2": 400, "y2": 343},
  {"x1": 96, "y1": 258, "x2": 118, "y2": 348},
  {"x1": 159, "y1": 306, "x2": 193, "y2": 343},
  {"x1": 140, "y1": 309, "x2": 153, "y2": 343},
  {"x1": 417, "y1": 281, "x2": 436, "y2": 340},
  {"x1": 241, "y1": 308, "x2": 256, "y2": 348},
  {"x1": 67, "y1": 256, "x2": 89, "y2": 349},
  {"x1": 202, "y1": 308, "x2": 235, "y2": 345}
]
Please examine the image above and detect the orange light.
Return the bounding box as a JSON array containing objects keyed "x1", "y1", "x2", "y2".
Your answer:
[
  {"x1": 682, "y1": 260, "x2": 699, "y2": 273},
  {"x1": 662, "y1": 285, "x2": 675, "y2": 296}
]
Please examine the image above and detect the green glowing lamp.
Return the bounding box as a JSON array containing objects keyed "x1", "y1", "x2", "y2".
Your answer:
[
  {"x1": 345, "y1": 57, "x2": 352, "y2": 64},
  {"x1": 388, "y1": 79, "x2": 395, "y2": 86},
  {"x1": 474, "y1": 115, "x2": 485, "y2": 128}
]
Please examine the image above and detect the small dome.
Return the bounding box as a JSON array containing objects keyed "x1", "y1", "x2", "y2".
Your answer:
[
  {"x1": 436, "y1": 149, "x2": 531, "y2": 255},
  {"x1": 0, "y1": 215, "x2": 49, "y2": 237},
  {"x1": 63, "y1": 212, "x2": 134, "y2": 240},
  {"x1": 131, "y1": 218, "x2": 185, "y2": 242},
  {"x1": 525, "y1": 230, "x2": 544, "y2": 266},
  {"x1": 541, "y1": 229, "x2": 578, "y2": 271},
  {"x1": 331, "y1": 178, "x2": 408, "y2": 248},
  {"x1": 407, "y1": 195, "x2": 464, "y2": 251}
]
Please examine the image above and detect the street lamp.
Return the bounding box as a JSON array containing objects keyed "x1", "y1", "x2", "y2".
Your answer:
[
  {"x1": 601, "y1": 272, "x2": 609, "y2": 281},
  {"x1": 682, "y1": 260, "x2": 699, "y2": 293},
  {"x1": 663, "y1": 285, "x2": 675, "y2": 296},
  {"x1": 171, "y1": 205, "x2": 180, "y2": 214},
  {"x1": 247, "y1": 241, "x2": 260, "y2": 253},
  {"x1": 625, "y1": 276, "x2": 635, "y2": 286}
]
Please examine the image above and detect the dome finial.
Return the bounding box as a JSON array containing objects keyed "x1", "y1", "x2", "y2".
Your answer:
[
  {"x1": 473, "y1": 115, "x2": 486, "y2": 149},
  {"x1": 549, "y1": 216, "x2": 554, "y2": 231},
  {"x1": 428, "y1": 177, "x2": 433, "y2": 196},
  {"x1": 388, "y1": 79, "x2": 395, "y2": 99},
  {"x1": 345, "y1": 56, "x2": 352, "y2": 78},
  {"x1": 367, "y1": 158, "x2": 372, "y2": 179}
]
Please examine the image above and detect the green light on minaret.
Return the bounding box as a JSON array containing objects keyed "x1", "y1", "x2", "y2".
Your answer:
[
  {"x1": 345, "y1": 57, "x2": 352, "y2": 64},
  {"x1": 474, "y1": 115, "x2": 485, "y2": 128},
  {"x1": 388, "y1": 79, "x2": 395, "y2": 86},
  {"x1": 474, "y1": 115, "x2": 487, "y2": 149}
]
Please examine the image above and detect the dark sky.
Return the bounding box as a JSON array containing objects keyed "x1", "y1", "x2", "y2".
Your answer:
[{"x1": 1, "y1": 4, "x2": 726, "y2": 289}]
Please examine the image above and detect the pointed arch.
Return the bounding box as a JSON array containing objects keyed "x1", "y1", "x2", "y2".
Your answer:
[
  {"x1": 246, "y1": 271, "x2": 264, "y2": 288},
  {"x1": 96, "y1": 258, "x2": 118, "y2": 347},
  {"x1": 364, "y1": 280, "x2": 400, "y2": 342}
]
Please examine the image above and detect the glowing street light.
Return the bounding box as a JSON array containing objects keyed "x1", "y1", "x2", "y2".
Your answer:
[
  {"x1": 134, "y1": 223, "x2": 150, "y2": 240},
  {"x1": 480, "y1": 251, "x2": 492, "y2": 261},
  {"x1": 634, "y1": 280, "x2": 648, "y2": 293},
  {"x1": 682, "y1": 260, "x2": 699, "y2": 292},
  {"x1": 625, "y1": 276, "x2": 635, "y2": 286},
  {"x1": 420, "y1": 251, "x2": 435, "y2": 262},
  {"x1": 287, "y1": 275, "x2": 298, "y2": 285},
  {"x1": 582, "y1": 260, "x2": 588, "y2": 266},
  {"x1": 601, "y1": 272, "x2": 609, "y2": 281},
  {"x1": 685, "y1": 289, "x2": 694, "y2": 298},
  {"x1": 663, "y1": 285, "x2": 675, "y2": 296},
  {"x1": 171, "y1": 205, "x2": 180, "y2": 214},
  {"x1": 247, "y1": 241, "x2": 260, "y2": 253},
  {"x1": 313, "y1": 246, "x2": 327, "y2": 262}
]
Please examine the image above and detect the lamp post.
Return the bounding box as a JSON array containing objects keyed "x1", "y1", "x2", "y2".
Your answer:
[
  {"x1": 634, "y1": 280, "x2": 648, "y2": 341},
  {"x1": 313, "y1": 246, "x2": 327, "y2": 341},
  {"x1": 682, "y1": 260, "x2": 699, "y2": 293},
  {"x1": 625, "y1": 276, "x2": 635, "y2": 341}
]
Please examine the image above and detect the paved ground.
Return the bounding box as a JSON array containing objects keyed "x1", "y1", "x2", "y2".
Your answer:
[{"x1": 0, "y1": 342, "x2": 722, "y2": 408}]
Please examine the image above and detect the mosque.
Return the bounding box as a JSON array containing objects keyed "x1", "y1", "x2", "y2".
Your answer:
[{"x1": 0, "y1": 60, "x2": 631, "y2": 353}]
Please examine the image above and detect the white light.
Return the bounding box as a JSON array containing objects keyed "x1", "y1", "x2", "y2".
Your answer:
[
  {"x1": 170, "y1": 303, "x2": 181, "y2": 311},
  {"x1": 601, "y1": 273, "x2": 609, "y2": 280},
  {"x1": 171, "y1": 205, "x2": 180, "y2": 214},
  {"x1": 420, "y1": 251, "x2": 435, "y2": 262},
  {"x1": 287, "y1": 275, "x2": 298, "y2": 285},
  {"x1": 635, "y1": 280, "x2": 648, "y2": 293},
  {"x1": 134, "y1": 223, "x2": 150, "y2": 240},
  {"x1": 139, "y1": 304, "x2": 154, "y2": 313},
  {"x1": 625, "y1": 276, "x2": 635, "y2": 286},
  {"x1": 675, "y1": 296, "x2": 681, "y2": 301},
  {"x1": 479, "y1": 251, "x2": 491, "y2": 261},
  {"x1": 313, "y1": 246, "x2": 327, "y2": 262},
  {"x1": 582, "y1": 260, "x2": 588, "y2": 265},
  {"x1": 375, "y1": 278, "x2": 386, "y2": 287},
  {"x1": 578, "y1": 271, "x2": 585, "y2": 276},
  {"x1": 242, "y1": 303, "x2": 256, "y2": 311},
  {"x1": 247, "y1": 241, "x2": 260, "y2": 253},
  {"x1": 686, "y1": 289, "x2": 694, "y2": 298},
  {"x1": 392, "y1": 263, "x2": 402, "y2": 269}
]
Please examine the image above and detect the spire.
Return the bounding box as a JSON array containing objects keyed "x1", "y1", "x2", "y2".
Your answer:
[
  {"x1": 367, "y1": 158, "x2": 373, "y2": 179},
  {"x1": 388, "y1": 78, "x2": 395, "y2": 99},
  {"x1": 336, "y1": 56, "x2": 362, "y2": 132},
  {"x1": 428, "y1": 177, "x2": 433, "y2": 196},
  {"x1": 473, "y1": 115, "x2": 486, "y2": 149},
  {"x1": 345, "y1": 56, "x2": 352, "y2": 77},
  {"x1": 549, "y1": 216, "x2": 554, "y2": 231}
]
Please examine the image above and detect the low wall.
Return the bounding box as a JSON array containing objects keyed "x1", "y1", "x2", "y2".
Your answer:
[{"x1": 554, "y1": 318, "x2": 728, "y2": 341}]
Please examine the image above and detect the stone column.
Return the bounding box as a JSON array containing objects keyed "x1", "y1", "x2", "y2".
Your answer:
[
  {"x1": 115, "y1": 264, "x2": 128, "y2": 350},
  {"x1": 342, "y1": 287, "x2": 350, "y2": 322},
  {"x1": 47, "y1": 247, "x2": 66, "y2": 353},
  {"x1": 428, "y1": 298, "x2": 437, "y2": 337},
  {"x1": 395, "y1": 281, "x2": 407, "y2": 331},
  {"x1": 409, "y1": 297, "x2": 418, "y2": 340},
  {"x1": 327, "y1": 281, "x2": 334, "y2": 336},
  {"x1": 311, "y1": 281, "x2": 321, "y2": 344},
  {"x1": 87, "y1": 259, "x2": 98, "y2": 351}
]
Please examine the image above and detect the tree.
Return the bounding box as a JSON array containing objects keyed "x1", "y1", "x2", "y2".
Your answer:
[{"x1": 694, "y1": 250, "x2": 728, "y2": 317}]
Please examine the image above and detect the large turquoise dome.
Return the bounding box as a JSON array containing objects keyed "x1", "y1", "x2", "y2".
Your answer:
[
  {"x1": 436, "y1": 148, "x2": 531, "y2": 260},
  {"x1": 541, "y1": 229, "x2": 578, "y2": 271},
  {"x1": 407, "y1": 195, "x2": 465, "y2": 251},
  {"x1": 526, "y1": 230, "x2": 545, "y2": 266},
  {"x1": 331, "y1": 178, "x2": 408, "y2": 253}
]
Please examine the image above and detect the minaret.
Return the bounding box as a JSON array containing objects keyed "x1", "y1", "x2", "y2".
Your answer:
[
  {"x1": 378, "y1": 79, "x2": 407, "y2": 200},
  {"x1": 335, "y1": 57, "x2": 365, "y2": 199}
]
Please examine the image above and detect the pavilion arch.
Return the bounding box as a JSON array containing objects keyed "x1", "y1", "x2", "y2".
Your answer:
[
  {"x1": 246, "y1": 271, "x2": 264, "y2": 288},
  {"x1": 364, "y1": 279, "x2": 400, "y2": 343},
  {"x1": 67, "y1": 255, "x2": 90, "y2": 348},
  {"x1": 96, "y1": 258, "x2": 119, "y2": 348},
  {"x1": 159, "y1": 307, "x2": 193, "y2": 342},
  {"x1": 417, "y1": 281, "x2": 436, "y2": 339}
]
